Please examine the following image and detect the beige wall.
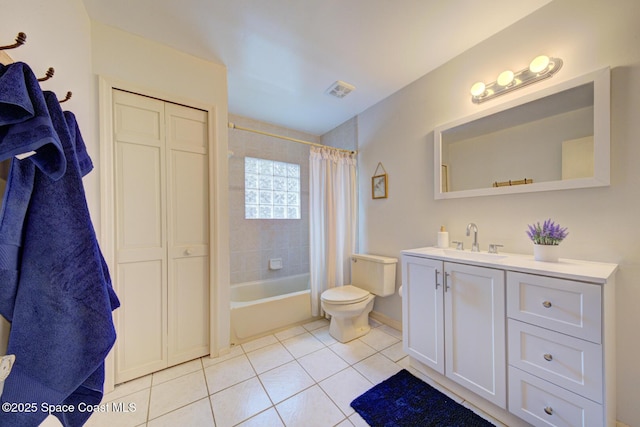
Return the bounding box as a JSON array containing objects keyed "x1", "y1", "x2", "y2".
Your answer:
[
  {"x1": 357, "y1": 0, "x2": 640, "y2": 424},
  {"x1": 228, "y1": 115, "x2": 315, "y2": 284}
]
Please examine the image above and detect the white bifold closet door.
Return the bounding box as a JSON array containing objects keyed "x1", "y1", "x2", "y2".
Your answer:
[{"x1": 112, "y1": 89, "x2": 210, "y2": 383}]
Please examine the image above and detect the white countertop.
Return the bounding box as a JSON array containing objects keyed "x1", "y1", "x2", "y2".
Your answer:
[{"x1": 401, "y1": 247, "x2": 618, "y2": 284}]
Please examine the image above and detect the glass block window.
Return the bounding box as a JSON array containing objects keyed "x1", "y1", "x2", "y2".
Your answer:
[{"x1": 245, "y1": 157, "x2": 301, "y2": 219}]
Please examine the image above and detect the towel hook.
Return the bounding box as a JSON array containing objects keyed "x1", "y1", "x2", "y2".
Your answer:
[
  {"x1": 37, "y1": 67, "x2": 55, "y2": 82},
  {"x1": 0, "y1": 32, "x2": 27, "y2": 51},
  {"x1": 59, "y1": 91, "x2": 72, "y2": 103}
]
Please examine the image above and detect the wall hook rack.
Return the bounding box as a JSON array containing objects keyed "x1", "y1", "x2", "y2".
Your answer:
[
  {"x1": 59, "y1": 91, "x2": 72, "y2": 103},
  {"x1": 37, "y1": 67, "x2": 55, "y2": 82},
  {"x1": 0, "y1": 32, "x2": 27, "y2": 50}
]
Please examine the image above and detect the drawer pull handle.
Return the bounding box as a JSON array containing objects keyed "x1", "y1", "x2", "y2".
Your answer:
[
  {"x1": 542, "y1": 300, "x2": 552, "y2": 308},
  {"x1": 544, "y1": 406, "x2": 554, "y2": 416},
  {"x1": 543, "y1": 353, "x2": 553, "y2": 362}
]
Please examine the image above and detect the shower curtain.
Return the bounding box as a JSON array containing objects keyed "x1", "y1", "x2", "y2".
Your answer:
[{"x1": 309, "y1": 146, "x2": 357, "y2": 317}]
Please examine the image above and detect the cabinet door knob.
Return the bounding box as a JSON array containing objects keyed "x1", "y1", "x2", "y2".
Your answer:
[
  {"x1": 543, "y1": 353, "x2": 553, "y2": 362},
  {"x1": 435, "y1": 270, "x2": 441, "y2": 289},
  {"x1": 444, "y1": 272, "x2": 451, "y2": 292},
  {"x1": 544, "y1": 406, "x2": 554, "y2": 415},
  {"x1": 542, "y1": 300, "x2": 552, "y2": 308},
  {"x1": 185, "y1": 248, "x2": 193, "y2": 255}
]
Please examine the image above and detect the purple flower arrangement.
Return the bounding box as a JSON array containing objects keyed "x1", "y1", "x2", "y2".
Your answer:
[{"x1": 526, "y1": 219, "x2": 568, "y2": 246}]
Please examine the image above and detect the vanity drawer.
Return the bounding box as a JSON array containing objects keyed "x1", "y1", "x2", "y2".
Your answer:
[
  {"x1": 508, "y1": 319, "x2": 603, "y2": 403},
  {"x1": 509, "y1": 367, "x2": 603, "y2": 427},
  {"x1": 507, "y1": 272, "x2": 601, "y2": 343}
]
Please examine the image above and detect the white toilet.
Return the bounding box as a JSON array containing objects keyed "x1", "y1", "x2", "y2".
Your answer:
[{"x1": 320, "y1": 254, "x2": 397, "y2": 343}]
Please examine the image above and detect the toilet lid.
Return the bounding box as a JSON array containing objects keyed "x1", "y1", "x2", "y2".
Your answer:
[{"x1": 321, "y1": 285, "x2": 370, "y2": 304}]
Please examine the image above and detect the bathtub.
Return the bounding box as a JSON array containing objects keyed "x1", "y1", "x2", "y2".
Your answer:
[{"x1": 230, "y1": 273, "x2": 313, "y2": 343}]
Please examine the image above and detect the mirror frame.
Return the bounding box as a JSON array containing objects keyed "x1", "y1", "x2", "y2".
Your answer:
[{"x1": 434, "y1": 67, "x2": 610, "y2": 199}]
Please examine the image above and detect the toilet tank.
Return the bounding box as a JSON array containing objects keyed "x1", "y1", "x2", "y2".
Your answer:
[{"x1": 351, "y1": 254, "x2": 398, "y2": 297}]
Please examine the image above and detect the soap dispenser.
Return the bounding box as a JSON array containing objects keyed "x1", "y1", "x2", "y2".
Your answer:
[{"x1": 437, "y1": 226, "x2": 449, "y2": 248}]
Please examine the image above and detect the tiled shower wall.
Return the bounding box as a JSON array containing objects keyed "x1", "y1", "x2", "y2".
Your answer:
[{"x1": 228, "y1": 115, "x2": 317, "y2": 284}]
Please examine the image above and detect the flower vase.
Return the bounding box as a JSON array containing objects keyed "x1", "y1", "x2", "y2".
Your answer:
[{"x1": 533, "y1": 244, "x2": 559, "y2": 262}]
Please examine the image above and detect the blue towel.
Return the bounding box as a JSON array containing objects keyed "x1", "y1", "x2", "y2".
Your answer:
[
  {"x1": 0, "y1": 91, "x2": 119, "y2": 426},
  {"x1": 0, "y1": 62, "x2": 66, "y2": 180},
  {"x1": 64, "y1": 111, "x2": 93, "y2": 177}
]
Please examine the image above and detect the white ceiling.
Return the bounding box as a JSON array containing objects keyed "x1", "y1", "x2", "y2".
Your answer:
[{"x1": 82, "y1": 0, "x2": 553, "y2": 135}]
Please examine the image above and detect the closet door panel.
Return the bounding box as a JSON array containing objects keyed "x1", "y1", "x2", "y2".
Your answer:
[
  {"x1": 166, "y1": 103, "x2": 208, "y2": 153},
  {"x1": 170, "y1": 151, "x2": 209, "y2": 247},
  {"x1": 113, "y1": 90, "x2": 168, "y2": 382},
  {"x1": 115, "y1": 142, "x2": 163, "y2": 259},
  {"x1": 114, "y1": 90, "x2": 163, "y2": 146},
  {"x1": 168, "y1": 256, "x2": 210, "y2": 365},
  {"x1": 166, "y1": 103, "x2": 210, "y2": 364},
  {"x1": 115, "y1": 260, "x2": 167, "y2": 383}
]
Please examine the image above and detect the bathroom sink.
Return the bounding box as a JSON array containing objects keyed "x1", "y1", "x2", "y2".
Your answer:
[{"x1": 441, "y1": 249, "x2": 507, "y2": 262}]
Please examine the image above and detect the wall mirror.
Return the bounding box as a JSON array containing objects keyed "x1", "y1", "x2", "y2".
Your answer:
[{"x1": 434, "y1": 67, "x2": 610, "y2": 199}]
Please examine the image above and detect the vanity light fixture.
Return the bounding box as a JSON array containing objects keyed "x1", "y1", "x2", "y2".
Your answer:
[{"x1": 470, "y1": 55, "x2": 563, "y2": 104}]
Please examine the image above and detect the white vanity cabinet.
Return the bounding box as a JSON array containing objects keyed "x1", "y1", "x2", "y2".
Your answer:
[
  {"x1": 401, "y1": 255, "x2": 506, "y2": 408},
  {"x1": 401, "y1": 247, "x2": 617, "y2": 427},
  {"x1": 507, "y1": 272, "x2": 613, "y2": 427}
]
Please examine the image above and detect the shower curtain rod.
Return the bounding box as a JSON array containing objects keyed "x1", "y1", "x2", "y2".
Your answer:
[{"x1": 228, "y1": 122, "x2": 357, "y2": 154}]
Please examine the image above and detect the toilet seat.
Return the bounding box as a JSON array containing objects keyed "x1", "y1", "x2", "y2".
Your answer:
[{"x1": 321, "y1": 285, "x2": 370, "y2": 305}]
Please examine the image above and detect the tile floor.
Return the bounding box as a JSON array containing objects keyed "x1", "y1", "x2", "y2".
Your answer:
[{"x1": 41, "y1": 318, "x2": 504, "y2": 427}]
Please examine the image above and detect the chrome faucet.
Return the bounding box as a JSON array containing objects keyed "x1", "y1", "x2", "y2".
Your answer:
[{"x1": 466, "y1": 223, "x2": 479, "y2": 252}]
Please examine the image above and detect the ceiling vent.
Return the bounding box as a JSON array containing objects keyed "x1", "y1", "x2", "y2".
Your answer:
[{"x1": 326, "y1": 80, "x2": 356, "y2": 98}]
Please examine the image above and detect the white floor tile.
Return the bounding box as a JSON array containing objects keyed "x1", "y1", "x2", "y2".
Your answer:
[
  {"x1": 352, "y1": 353, "x2": 402, "y2": 385},
  {"x1": 302, "y1": 318, "x2": 330, "y2": 331},
  {"x1": 309, "y1": 325, "x2": 338, "y2": 346},
  {"x1": 329, "y1": 339, "x2": 376, "y2": 365},
  {"x1": 275, "y1": 385, "x2": 345, "y2": 427},
  {"x1": 297, "y1": 347, "x2": 349, "y2": 382},
  {"x1": 76, "y1": 319, "x2": 498, "y2": 426},
  {"x1": 380, "y1": 341, "x2": 407, "y2": 362},
  {"x1": 281, "y1": 332, "x2": 325, "y2": 358},
  {"x1": 210, "y1": 377, "x2": 272, "y2": 427},
  {"x1": 377, "y1": 324, "x2": 402, "y2": 339},
  {"x1": 259, "y1": 361, "x2": 315, "y2": 403},
  {"x1": 241, "y1": 334, "x2": 279, "y2": 353},
  {"x1": 236, "y1": 408, "x2": 284, "y2": 427},
  {"x1": 202, "y1": 345, "x2": 245, "y2": 368},
  {"x1": 246, "y1": 342, "x2": 294, "y2": 374},
  {"x1": 348, "y1": 411, "x2": 369, "y2": 427},
  {"x1": 204, "y1": 354, "x2": 256, "y2": 394},
  {"x1": 40, "y1": 416, "x2": 63, "y2": 426},
  {"x1": 319, "y1": 367, "x2": 373, "y2": 417},
  {"x1": 368, "y1": 318, "x2": 383, "y2": 328},
  {"x1": 104, "y1": 374, "x2": 152, "y2": 403},
  {"x1": 148, "y1": 370, "x2": 208, "y2": 419},
  {"x1": 147, "y1": 398, "x2": 214, "y2": 427},
  {"x1": 85, "y1": 388, "x2": 150, "y2": 427},
  {"x1": 274, "y1": 325, "x2": 306, "y2": 341},
  {"x1": 358, "y1": 328, "x2": 399, "y2": 351},
  {"x1": 152, "y1": 358, "x2": 203, "y2": 386}
]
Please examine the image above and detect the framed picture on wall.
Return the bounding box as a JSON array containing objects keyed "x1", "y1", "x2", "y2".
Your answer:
[{"x1": 372, "y1": 174, "x2": 388, "y2": 199}]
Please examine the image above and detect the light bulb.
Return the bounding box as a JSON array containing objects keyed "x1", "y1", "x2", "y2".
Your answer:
[
  {"x1": 529, "y1": 55, "x2": 550, "y2": 74},
  {"x1": 470, "y1": 81, "x2": 486, "y2": 97},
  {"x1": 497, "y1": 70, "x2": 515, "y2": 87}
]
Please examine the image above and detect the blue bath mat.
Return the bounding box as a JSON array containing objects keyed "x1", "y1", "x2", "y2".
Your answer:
[{"x1": 351, "y1": 369, "x2": 495, "y2": 427}]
